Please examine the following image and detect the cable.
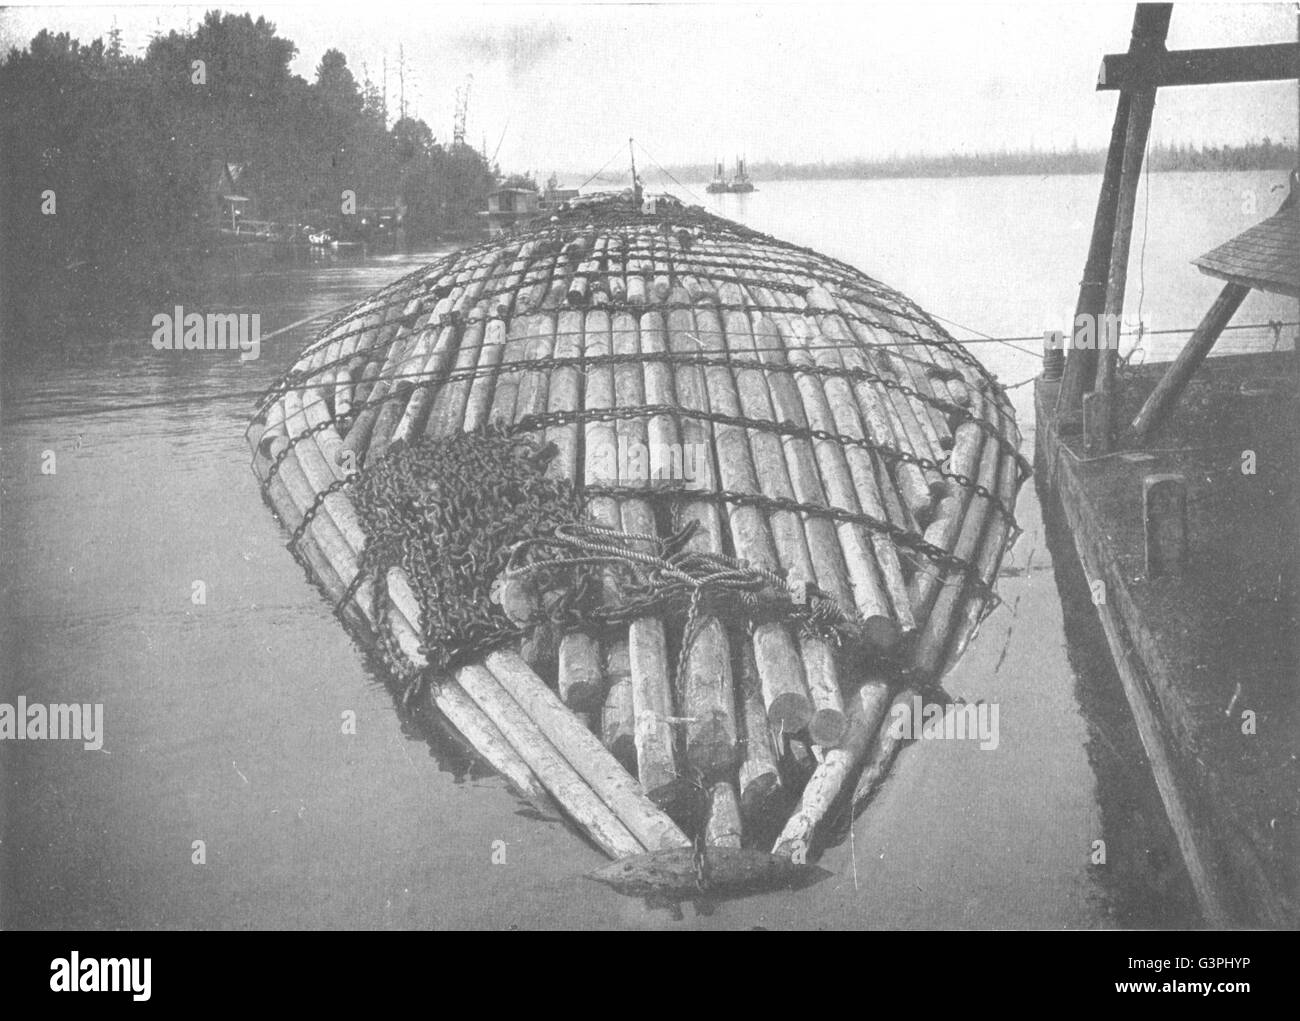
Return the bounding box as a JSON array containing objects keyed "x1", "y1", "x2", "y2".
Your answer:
[
  {"x1": 634, "y1": 139, "x2": 707, "y2": 206},
  {"x1": 578, "y1": 144, "x2": 630, "y2": 192},
  {"x1": 924, "y1": 310, "x2": 1044, "y2": 359}
]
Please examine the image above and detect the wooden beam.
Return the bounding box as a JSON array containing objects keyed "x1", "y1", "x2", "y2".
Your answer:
[
  {"x1": 1128, "y1": 282, "x2": 1250, "y2": 442},
  {"x1": 1057, "y1": 4, "x2": 1172, "y2": 418},
  {"x1": 1056, "y1": 89, "x2": 1131, "y2": 417},
  {"x1": 1095, "y1": 80, "x2": 1158, "y2": 404},
  {"x1": 1095, "y1": 7, "x2": 1174, "y2": 411},
  {"x1": 1099, "y1": 42, "x2": 1300, "y2": 91}
]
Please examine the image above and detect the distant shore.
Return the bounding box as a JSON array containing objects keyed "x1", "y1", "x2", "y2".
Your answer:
[{"x1": 652, "y1": 140, "x2": 1297, "y2": 186}]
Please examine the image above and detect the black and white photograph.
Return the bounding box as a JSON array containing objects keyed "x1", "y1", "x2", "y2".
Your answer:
[{"x1": 0, "y1": 0, "x2": 1296, "y2": 948}]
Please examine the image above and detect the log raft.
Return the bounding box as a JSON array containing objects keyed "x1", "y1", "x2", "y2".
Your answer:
[{"x1": 247, "y1": 192, "x2": 1025, "y2": 888}]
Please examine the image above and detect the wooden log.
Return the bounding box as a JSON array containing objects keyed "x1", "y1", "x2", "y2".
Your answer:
[
  {"x1": 430, "y1": 679, "x2": 554, "y2": 808},
  {"x1": 736, "y1": 644, "x2": 784, "y2": 822},
  {"x1": 813, "y1": 297, "x2": 948, "y2": 501},
  {"x1": 252, "y1": 423, "x2": 554, "y2": 814},
  {"x1": 559, "y1": 634, "x2": 604, "y2": 713},
  {"x1": 668, "y1": 295, "x2": 813, "y2": 733},
  {"x1": 612, "y1": 311, "x2": 690, "y2": 780},
  {"x1": 389, "y1": 315, "x2": 466, "y2": 448},
  {"x1": 337, "y1": 297, "x2": 427, "y2": 464},
  {"x1": 512, "y1": 311, "x2": 556, "y2": 424},
  {"x1": 301, "y1": 388, "x2": 350, "y2": 483},
  {"x1": 650, "y1": 237, "x2": 672, "y2": 303},
  {"x1": 777, "y1": 310, "x2": 913, "y2": 640},
  {"x1": 747, "y1": 311, "x2": 856, "y2": 612},
  {"x1": 542, "y1": 307, "x2": 606, "y2": 714},
  {"x1": 804, "y1": 288, "x2": 935, "y2": 519},
  {"x1": 250, "y1": 428, "x2": 370, "y2": 633},
  {"x1": 1129, "y1": 282, "x2": 1249, "y2": 441},
  {"x1": 907, "y1": 390, "x2": 988, "y2": 623},
  {"x1": 457, "y1": 662, "x2": 644, "y2": 859},
  {"x1": 773, "y1": 677, "x2": 893, "y2": 859},
  {"x1": 483, "y1": 650, "x2": 691, "y2": 852},
  {"x1": 626, "y1": 242, "x2": 649, "y2": 305},
  {"x1": 584, "y1": 308, "x2": 679, "y2": 803},
  {"x1": 348, "y1": 360, "x2": 382, "y2": 429},
  {"x1": 486, "y1": 311, "x2": 536, "y2": 426},
  {"x1": 715, "y1": 294, "x2": 849, "y2": 746},
  {"x1": 941, "y1": 448, "x2": 1020, "y2": 676},
  {"x1": 851, "y1": 686, "x2": 917, "y2": 812},
  {"x1": 493, "y1": 240, "x2": 536, "y2": 319},
  {"x1": 460, "y1": 319, "x2": 507, "y2": 433},
  {"x1": 282, "y1": 388, "x2": 369, "y2": 556},
  {"x1": 601, "y1": 643, "x2": 637, "y2": 774},
  {"x1": 543, "y1": 309, "x2": 584, "y2": 479},
  {"x1": 425, "y1": 312, "x2": 490, "y2": 439},
  {"x1": 634, "y1": 309, "x2": 738, "y2": 780},
  {"x1": 705, "y1": 782, "x2": 743, "y2": 848},
  {"x1": 333, "y1": 367, "x2": 354, "y2": 421},
  {"x1": 911, "y1": 429, "x2": 1003, "y2": 680}
]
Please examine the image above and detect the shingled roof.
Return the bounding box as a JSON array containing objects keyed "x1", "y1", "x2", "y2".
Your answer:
[{"x1": 1193, "y1": 198, "x2": 1299, "y2": 298}]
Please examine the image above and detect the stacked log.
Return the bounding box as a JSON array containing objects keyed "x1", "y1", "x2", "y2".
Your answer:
[{"x1": 249, "y1": 199, "x2": 1026, "y2": 877}]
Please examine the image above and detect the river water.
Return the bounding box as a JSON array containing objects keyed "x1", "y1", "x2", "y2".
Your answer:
[{"x1": 2, "y1": 170, "x2": 1292, "y2": 929}]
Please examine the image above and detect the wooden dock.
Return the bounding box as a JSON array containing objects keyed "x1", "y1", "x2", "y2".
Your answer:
[{"x1": 1037, "y1": 352, "x2": 1298, "y2": 927}]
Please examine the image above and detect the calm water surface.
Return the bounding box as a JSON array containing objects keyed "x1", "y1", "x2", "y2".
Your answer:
[{"x1": 3, "y1": 170, "x2": 1291, "y2": 928}]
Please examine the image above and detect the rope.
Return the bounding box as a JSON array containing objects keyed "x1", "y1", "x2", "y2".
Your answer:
[
  {"x1": 634, "y1": 139, "x2": 707, "y2": 206},
  {"x1": 577, "y1": 144, "x2": 631, "y2": 192}
]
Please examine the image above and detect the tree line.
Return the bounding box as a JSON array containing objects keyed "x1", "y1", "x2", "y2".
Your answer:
[
  {"x1": 0, "y1": 12, "x2": 503, "y2": 344},
  {"x1": 674, "y1": 139, "x2": 1297, "y2": 183}
]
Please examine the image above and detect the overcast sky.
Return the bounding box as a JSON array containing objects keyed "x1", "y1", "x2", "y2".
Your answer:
[{"x1": 3, "y1": 1, "x2": 1296, "y2": 175}]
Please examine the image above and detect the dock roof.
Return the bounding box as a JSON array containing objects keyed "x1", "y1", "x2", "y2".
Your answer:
[{"x1": 1193, "y1": 200, "x2": 1299, "y2": 298}]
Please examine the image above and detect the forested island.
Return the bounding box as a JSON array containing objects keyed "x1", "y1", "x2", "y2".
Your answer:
[{"x1": 0, "y1": 12, "x2": 505, "y2": 345}]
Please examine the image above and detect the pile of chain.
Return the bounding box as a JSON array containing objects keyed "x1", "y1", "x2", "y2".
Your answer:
[
  {"x1": 499, "y1": 521, "x2": 865, "y2": 655},
  {"x1": 345, "y1": 423, "x2": 871, "y2": 691},
  {"x1": 349, "y1": 427, "x2": 594, "y2": 676}
]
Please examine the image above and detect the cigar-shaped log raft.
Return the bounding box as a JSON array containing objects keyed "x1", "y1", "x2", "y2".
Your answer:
[{"x1": 247, "y1": 192, "x2": 1027, "y2": 898}]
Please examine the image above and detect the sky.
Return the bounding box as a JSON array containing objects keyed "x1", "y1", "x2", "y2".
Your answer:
[{"x1": 2, "y1": 1, "x2": 1296, "y2": 176}]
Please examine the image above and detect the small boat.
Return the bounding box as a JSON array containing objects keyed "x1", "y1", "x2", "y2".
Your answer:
[
  {"x1": 247, "y1": 192, "x2": 1026, "y2": 896},
  {"x1": 706, "y1": 157, "x2": 755, "y2": 194},
  {"x1": 730, "y1": 157, "x2": 755, "y2": 193},
  {"x1": 705, "y1": 160, "x2": 729, "y2": 194}
]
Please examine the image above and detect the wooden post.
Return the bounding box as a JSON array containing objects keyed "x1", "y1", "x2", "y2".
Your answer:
[
  {"x1": 1082, "y1": 390, "x2": 1112, "y2": 457},
  {"x1": 1057, "y1": 4, "x2": 1172, "y2": 419},
  {"x1": 1057, "y1": 88, "x2": 1132, "y2": 418},
  {"x1": 1095, "y1": 6, "x2": 1172, "y2": 400},
  {"x1": 1144, "y1": 474, "x2": 1189, "y2": 577},
  {"x1": 1129, "y1": 282, "x2": 1250, "y2": 441},
  {"x1": 1042, "y1": 330, "x2": 1065, "y2": 381},
  {"x1": 1095, "y1": 81, "x2": 1157, "y2": 400}
]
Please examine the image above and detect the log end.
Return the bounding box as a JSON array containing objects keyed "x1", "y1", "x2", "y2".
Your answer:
[
  {"x1": 861, "y1": 614, "x2": 901, "y2": 653},
  {"x1": 767, "y1": 692, "x2": 814, "y2": 735},
  {"x1": 685, "y1": 713, "x2": 740, "y2": 781},
  {"x1": 560, "y1": 678, "x2": 604, "y2": 714},
  {"x1": 604, "y1": 734, "x2": 637, "y2": 776},
  {"x1": 808, "y1": 707, "x2": 849, "y2": 749},
  {"x1": 739, "y1": 771, "x2": 784, "y2": 826}
]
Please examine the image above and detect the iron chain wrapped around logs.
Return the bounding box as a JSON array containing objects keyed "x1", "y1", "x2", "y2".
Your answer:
[{"x1": 247, "y1": 192, "x2": 1028, "y2": 894}]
